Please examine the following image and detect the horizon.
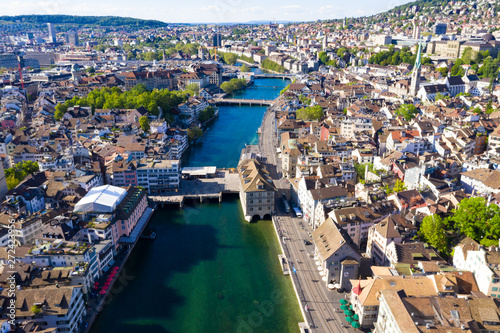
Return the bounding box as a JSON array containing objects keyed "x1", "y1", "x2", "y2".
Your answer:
[{"x1": 4, "y1": 0, "x2": 417, "y2": 24}]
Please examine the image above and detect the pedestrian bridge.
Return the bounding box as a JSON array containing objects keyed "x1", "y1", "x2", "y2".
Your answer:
[
  {"x1": 254, "y1": 73, "x2": 295, "y2": 79},
  {"x1": 214, "y1": 98, "x2": 275, "y2": 106}
]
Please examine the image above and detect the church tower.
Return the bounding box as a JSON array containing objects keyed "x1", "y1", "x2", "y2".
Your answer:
[{"x1": 410, "y1": 41, "x2": 422, "y2": 97}]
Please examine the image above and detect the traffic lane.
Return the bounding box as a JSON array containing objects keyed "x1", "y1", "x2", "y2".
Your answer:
[
  {"x1": 283, "y1": 214, "x2": 352, "y2": 331},
  {"x1": 282, "y1": 215, "x2": 342, "y2": 332}
]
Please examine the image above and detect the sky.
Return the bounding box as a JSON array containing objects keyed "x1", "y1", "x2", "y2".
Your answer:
[{"x1": 3, "y1": 0, "x2": 416, "y2": 23}]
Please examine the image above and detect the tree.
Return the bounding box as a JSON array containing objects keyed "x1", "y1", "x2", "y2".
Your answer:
[
  {"x1": 280, "y1": 84, "x2": 290, "y2": 95},
  {"x1": 261, "y1": 58, "x2": 286, "y2": 73},
  {"x1": 143, "y1": 51, "x2": 158, "y2": 61},
  {"x1": 435, "y1": 92, "x2": 447, "y2": 101},
  {"x1": 139, "y1": 116, "x2": 150, "y2": 132},
  {"x1": 449, "y1": 197, "x2": 500, "y2": 246},
  {"x1": 220, "y1": 78, "x2": 247, "y2": 94},
  {"x1": 184, "y1": 83, "x2": 199, "y2": 96},
  {"x1": 54, "y1": 103, "x2": 68, "y2": 120},
  {"x1": 20, "y1": 161, "x2": 39, "y2": 175},
  {"x1": 5, "y1": 161, "x2": 39, "y2": 190},
  {"x1": 222, "y1": 53, "x2": 237, "y2": 65},
  {"x1": 296, "y1": 105, "x2": 324, "y2": 121},
  {"x1": 394, "y1": 104, "x2": 419, "y2": 121},
  {"x1": 31, "y1": 305, "x2": 41, "y2": 315},
  {"x1": 354, "y1": 163, "x2": 367, "y2": 180},
  {"x1": 318, "y1": 51, "x2": 330, "y2": 65},
  {"x1": 420, "y1": 214, "x2": 449, "y2": 255},
  {"x1": 198, "y1": 106, "x2": 215, "y2": 123},
  {"x1": 187, "y1": 126, "x2": 203, "y2": 142},
  {"x1": 472, "y1": 107, "x2": 482, "y2": 114},
  {"x1": 6, "y1": 174, "x2": 20, "y2": 191},
  {"x1": 86, "y1": 66, "x2": 95, "y2": 73},
  {"x1": 240, "y1": 64, "x2": 251, "y2": 72},
  {"x1": 384, "y1": 179, "x2": 406, "y2": 194}
]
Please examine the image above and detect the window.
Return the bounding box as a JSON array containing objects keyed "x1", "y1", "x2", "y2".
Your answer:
[{"x1": 493, "y1": 287, "x2": 498, "y2": 292}]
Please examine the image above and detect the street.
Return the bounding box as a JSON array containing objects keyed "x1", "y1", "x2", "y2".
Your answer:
[{"x1": 259, "y1": 106, "x2": 358, "y2": 332}]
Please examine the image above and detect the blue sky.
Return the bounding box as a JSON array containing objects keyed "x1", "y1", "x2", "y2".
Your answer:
[{"x1": 4, "y1": 0, "x2": 415, "y2": 23}]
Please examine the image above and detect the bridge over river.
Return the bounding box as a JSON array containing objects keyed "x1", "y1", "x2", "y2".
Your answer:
[{"x1": 214, "y1": 98, "x2": 275, "y2": 106}]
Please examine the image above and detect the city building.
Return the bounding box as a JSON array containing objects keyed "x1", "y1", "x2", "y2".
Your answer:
[
  {"x1": 47, "y1": 23, "x2": 56, "y2": 43},
  {"x1": 238, "y1": 159, "x2": 276, "y2": 222},
  {"x1": 3, "y1": 286, "x2": 86, "y2": 333}
]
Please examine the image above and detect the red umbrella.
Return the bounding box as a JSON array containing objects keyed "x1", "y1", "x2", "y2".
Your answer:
[
  {"x1": 113, "y1": 266, "x2": 119, "y2": 271},
  {"x1": 94, "y1": 282, "x2": 99, "y2": 286},
  {"x1": 109, "y1": 273, "x2": 116, "y2": 278},
  {"x1": 104, "y1": 281, "x2": 111, "y2": 286},
  {"x1": 93, "y1": 286, "x2": 99, "y2": 290},
  {"x1": 99, "y1": 290, "x2": 106, "y2": 295},
  {"x1": 102, "y1": 286, "x2": 108, "y2": 290},
  {"x1": 106, "y1": 277, "x2": 113, "y2": 281}
]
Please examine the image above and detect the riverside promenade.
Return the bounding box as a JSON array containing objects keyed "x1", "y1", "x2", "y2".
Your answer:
[{"x1": 259, "y1": 102, "x2": 358, "y2": 332}]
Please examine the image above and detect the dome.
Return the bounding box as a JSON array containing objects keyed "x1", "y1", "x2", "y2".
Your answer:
[{"x1": 482, "y1": 33, "x2": 496, "y2": 42}]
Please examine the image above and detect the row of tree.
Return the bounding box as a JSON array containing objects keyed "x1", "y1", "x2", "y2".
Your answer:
[
  {"x1": 220, "y1": 78, "x2": 247, "y2": 94},
  {"x1": 54, "y1": 85, "x2": 188, "y2": 124},
  {"x1": 1, "y1": 14, "x2": 169, "y2": 28},
  {"x1": 419, "y1": 197, "x2": 500, "y2": 256},
  {"x1": 440, "y1": 48, "x2": 499, "y2": 79},
  {"x1": 368, "y1": 46, "x2": 431, "y2": 67},
  {"x1": 261, "y1": 59, "x2": 286, "y2": 73}
]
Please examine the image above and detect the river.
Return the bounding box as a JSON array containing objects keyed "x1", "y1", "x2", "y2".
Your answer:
[{"x1": 91, "y1": 77, "x2": 301, "y2": 333}]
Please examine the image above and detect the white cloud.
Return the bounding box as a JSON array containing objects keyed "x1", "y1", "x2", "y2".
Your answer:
[
  {"x1": 201, "y1": 5, "x2": 220, "y2": 12},
  {"x1": 282, "y1": 5, "x2": 301, "y2": 9}
]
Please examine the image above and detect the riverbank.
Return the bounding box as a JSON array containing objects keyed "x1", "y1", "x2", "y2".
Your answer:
[{"x1": 91, "y1": 77, "x2": 302, "y2": 332}]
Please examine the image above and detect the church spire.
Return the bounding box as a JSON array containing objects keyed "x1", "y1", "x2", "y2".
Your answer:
[
  {"x1": 414, "y1": 41, "x2": 422, "y2": 71},
  {"x1": 410, "y1": 41, "x2": 422, "y2": 97}
]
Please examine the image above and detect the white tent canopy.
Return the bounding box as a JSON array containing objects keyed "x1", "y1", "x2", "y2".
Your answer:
[{"x1": 74, "y1": 185, "x2": 127, "y2": 213}]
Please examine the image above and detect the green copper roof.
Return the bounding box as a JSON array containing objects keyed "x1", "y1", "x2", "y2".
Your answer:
[{"x1": 414, "y1": 41, "x2": 422, "y2": 70}]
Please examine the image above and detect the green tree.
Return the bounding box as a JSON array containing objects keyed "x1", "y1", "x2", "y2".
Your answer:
[
  {"x1": 280, "y1": 84, "x2": 290, "y2": 95},
  {"x1": 384, "y1": 179, "x2": 407, "y2": 194},
  {"x1": 222, "y1": 53, "x2": 237, "y2": 65},
  {"x1": 240, "y1": 64, "x2": 251, "y2": 72},
  {"x1": 419, "y1": 214, "x2": 449, "y2": 255},
  {"x1": 31, "y1": 305, "x2": 41, "y2": 315},
  {"x1": 435, "y1": 92, "x2": 447, "y2": 101},
  {"x1": 394, "y1": 104, "x2": 419, "y2": 121},
  {"x1": 198, "y1": 106, "x2": 215, "y2": 123},
  {"x1": 20, "y1": 161, "x2": 39, "y2": 175},
  {"x1": 184, "y1": 83, "x2": 199, "y2": 96},
  {"x1": 139, "y1": 116, "x2": 150, "y2": 132},
  {"x1": 296, "y1": 105, "x2": 324, "y2": 121},
  {"x1": 472, "y1": 106, "x2": 482, "y2": 114},
  {"x1": 261, "y1": 58, "x2": 286, "y2": 73},
  {"x1": 318, "y1": 51, "x2": 330, "y2": 65},
  {"x1": 187, "y1": 126, "x2": 203, "y2": 142},
  {"x1": 5, "y1": 161, "x2": 39, "y2": 190},
  {"x1": 6, "y1": 174, "x2": 20, "y2": 190},
  {"x1": 354, "y1": 163, "x2": 367, "y2": 180},
  {"x1": 220, "y1": 78, "x2": 247, "y2": 94},
  {"x1": 449, "y1": 197, "x2": 500, "y2": 246},
  {"x1": 54, "y1": 103, "x2": 68, "y2": 120},
  {"x1": 143, "y1": 51, "x2": 158, "y2": 61}
]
